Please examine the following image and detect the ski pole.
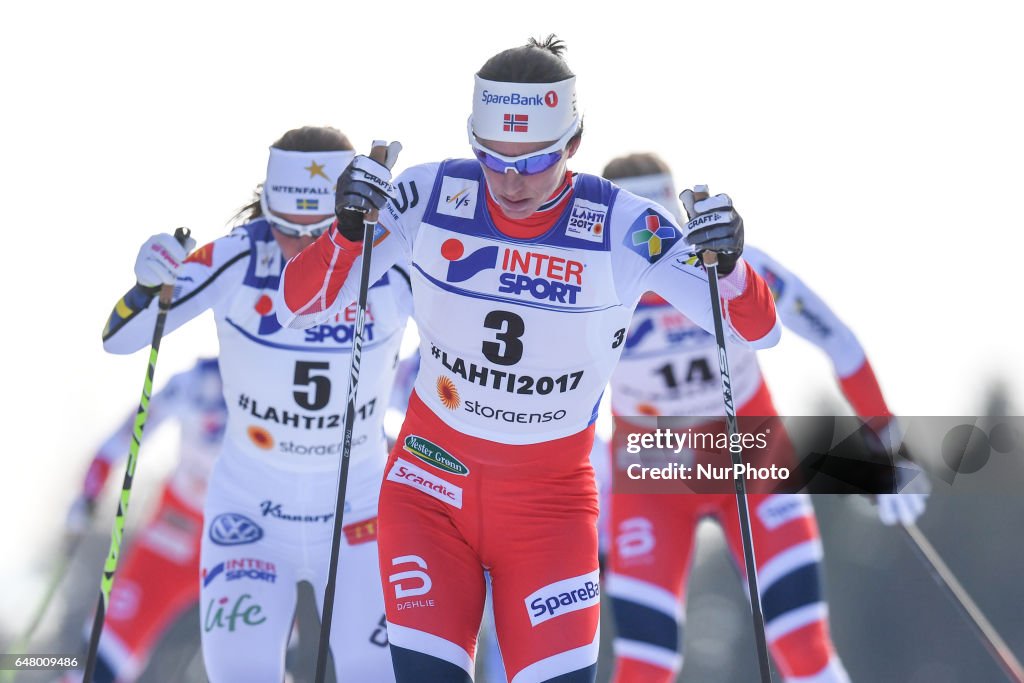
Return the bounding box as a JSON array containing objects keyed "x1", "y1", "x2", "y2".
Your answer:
[
  {"x1": 82, "y1": 227, "x2": 191, "y2": 682},
  {"x1": 900, "y1": 522, "x2": 1024, "y2": 682},
  {"x1": 314, "y1": 143, "x2": 400, "y2": 683},
  {"x1": 694, "y1": 187, "x2": 774, "y2": 682}
]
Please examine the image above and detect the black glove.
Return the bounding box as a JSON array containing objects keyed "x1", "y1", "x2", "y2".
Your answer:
[
  {"x1": 679, "y1": 187, "x2": 744, "y2": 275},
  {"x1": 334, "y1": 143, "x2": 402, "y2": 241}
]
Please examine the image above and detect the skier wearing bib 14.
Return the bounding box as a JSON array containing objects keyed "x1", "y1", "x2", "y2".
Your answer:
[
  {"x1": 601, "y1": 152, "x2": 930, "y2": 683},
  {"x1": 102, "y1": 126, "x2": 409, "y2": 682},
  {"x1": 278, "y1": 37, "x2": 780, "y2": 683}
]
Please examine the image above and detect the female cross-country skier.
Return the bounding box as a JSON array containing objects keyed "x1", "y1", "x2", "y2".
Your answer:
[
  {"x1": 277, "y1": 37, "x2": 780, "y2": 683},
  {"x1": 600, "y1": 151, "x2": 928, "y2": 683},
  {"x1": 102, "y1": 126, "x2": 410, "y2": 682}
]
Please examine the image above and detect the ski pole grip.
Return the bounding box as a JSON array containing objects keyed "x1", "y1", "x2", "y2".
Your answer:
[
  {"x1": 365, "y1": 141, "x2": 401, "y2": 224},
  {"x1": 159, "y1": 227, "x2": 193, "y2": 306},
  {"x1": 369, "y1": 145, "x2": 388, "y2": 164},
  {"x1": 691, "y1": 188, "x2": 718, "y2": 268},
  {"x1": 173, "y1": 227, "x2": 191, "y2": 246}
]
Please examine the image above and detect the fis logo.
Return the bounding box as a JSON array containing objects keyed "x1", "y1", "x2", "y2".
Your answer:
[
  {"x1": 626, "y1": 211, "x2": 679, "y2": 263},
  {"x1": 440, "y1": 237, "x2": 585, "y2": 304},
  {"x1": 437, "y1": 176, "x2": 478, "y2": 219},
  {"x1": 525, "y1": 570, "x2": 601, "y2": 626},
  {"x1": 448, "y1": 188, "x2": 472, "y2": 211}
]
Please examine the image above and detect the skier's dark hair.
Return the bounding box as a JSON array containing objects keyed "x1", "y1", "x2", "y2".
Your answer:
[
  {"x1": 232, "y1": 126, "x2": 353, "y2": 225},
  {"x1": 478, "y1": 34, "x2": 574, "y2": 84},
  {"x1": 603, "y1": 152, "x2": 673, "y2": 181},
  {"x1": 478, "y1": 35, "x2": 583, "y2": 145}
]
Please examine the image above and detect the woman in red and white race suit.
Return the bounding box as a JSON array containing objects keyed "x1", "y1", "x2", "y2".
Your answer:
[
  {"x1": 277, "y1": 38, "x2": 780, "y2": 683},
  {"x1": 601, "y1": 152, "x2": 928, "y2": 683}
]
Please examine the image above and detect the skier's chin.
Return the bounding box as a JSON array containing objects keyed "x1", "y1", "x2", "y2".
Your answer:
[{"x1": 498, "y1": 195, "x2": 539, "y2": 219}]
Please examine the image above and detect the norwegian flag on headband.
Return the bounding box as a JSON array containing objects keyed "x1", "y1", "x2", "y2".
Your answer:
[{"x1": 503, "y1": 113, "x2": 529, "y2": 133}]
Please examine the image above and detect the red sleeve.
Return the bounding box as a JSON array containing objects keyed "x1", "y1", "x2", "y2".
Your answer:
[
  {"x1": 722, "y1": 260, "x2": 778, "y2": 342},
  {"x1": 281, "y1": 223, "x2": 361, "y2": 318},
  {"x1": 838, "y1": 359, "x2": 893, "y2": 419}
]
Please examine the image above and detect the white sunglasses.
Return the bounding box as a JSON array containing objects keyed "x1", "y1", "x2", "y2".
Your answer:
[{"x1": 260, "y1": 191, "x2": 334, "y2": 237}]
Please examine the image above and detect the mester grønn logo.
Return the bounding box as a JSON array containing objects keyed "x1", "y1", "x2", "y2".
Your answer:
[{"x1": 403, "y1": 434, "x2": 470, "y2": 476}]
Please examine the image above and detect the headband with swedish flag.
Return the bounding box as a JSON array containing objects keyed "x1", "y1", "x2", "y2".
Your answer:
[{"x1": 263, "y1": 147, "x2": 354, "y2": 216}]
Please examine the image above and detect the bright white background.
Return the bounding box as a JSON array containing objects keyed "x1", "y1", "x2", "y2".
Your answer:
[{"x1": 1, "y1": 0, "x2": 1021, "y2": 629}]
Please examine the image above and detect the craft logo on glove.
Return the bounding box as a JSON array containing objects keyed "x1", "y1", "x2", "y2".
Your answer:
[
  {"x1": 685, "y1": 211, "x2": 728, "y2": 232},
  {"x1": 358, "y1": 168, "x2": 393, "y2": 193}
]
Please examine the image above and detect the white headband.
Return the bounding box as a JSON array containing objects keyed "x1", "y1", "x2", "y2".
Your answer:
[
  {"x1": 263, "y1": 147, "x2": 354, "y2": 215},
  {"x1": 614, "y1": 172, "x2": 684, "y2": 222},
  {"x1": 470, "y1": 75, "x2": 579, "y2": 143}
]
